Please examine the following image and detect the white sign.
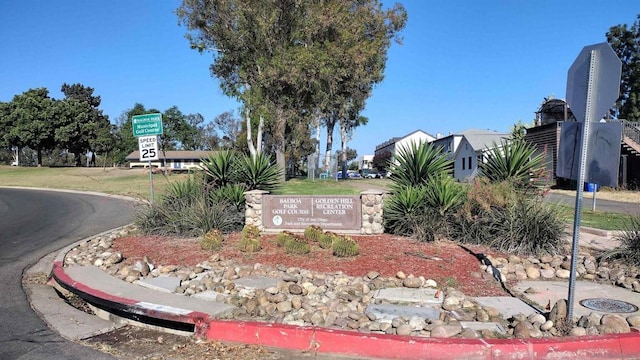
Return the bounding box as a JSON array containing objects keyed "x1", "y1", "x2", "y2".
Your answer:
[{"x1": 138, "y1": 136, "x2": 159, "y2": 161}]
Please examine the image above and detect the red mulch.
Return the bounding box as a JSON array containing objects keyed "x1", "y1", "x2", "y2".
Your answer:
[{"x1": 112, "y1": 233, "x2": 509, "y2": 297}]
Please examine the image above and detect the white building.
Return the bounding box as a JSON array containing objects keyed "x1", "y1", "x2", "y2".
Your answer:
[
  {"x1": 374, "y1": 130, "x2": 436, "y2": 159},
  {"x1": 431, "y1": 129, "x2": 509, "y2": 182},
  {"x1": 358, "y1": 155, "x2": 374, "y2": 170}
]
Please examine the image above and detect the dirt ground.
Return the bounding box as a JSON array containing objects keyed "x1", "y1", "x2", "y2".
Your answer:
[{"x1": 84, "y1": 326, "x2": 335, "y2": 360}]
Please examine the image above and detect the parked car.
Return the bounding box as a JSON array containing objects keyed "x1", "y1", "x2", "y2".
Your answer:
[
  {"x1": 361, "y1": 169, "x2": 381, "y2": 179},
  {"x1": 336, "y1": 170, "x2": 360, "y2": 179}
]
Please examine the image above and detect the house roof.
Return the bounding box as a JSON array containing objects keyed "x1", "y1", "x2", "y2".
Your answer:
[
  {"x1": 459, "y1": 129, "x2": 509, "y2": 151},
  {"x1": 375, "y1": 129, "x2": 436, "y2": 151},
  {"x1": 125, "y1": 150, "x2": 216, "y2": 161}
]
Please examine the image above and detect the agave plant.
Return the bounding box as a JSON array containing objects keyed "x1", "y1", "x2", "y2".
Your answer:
[
  {"x1": 478, "y1": 139, "x2": 546, "y2": 190},
  {"x1": 235, "y1": 152, "x2": 282, "y2": 192},
  {"x1": 200, "y1": 150, "x2": 238, "y2": 188},
  {"x1": 389, "y1": 141, "x2": 452, "y2": 190}
]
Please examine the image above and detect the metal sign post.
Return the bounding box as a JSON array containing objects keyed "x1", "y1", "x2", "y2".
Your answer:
[
  {"x1": 132, "y1": 114, "x2": 163, "y2": 203},
  {"x1": 564, "y1": 43, "x2": 622, "y2": 323},
  {"x1": 566, "y1": 49, "x2": 595, "y2": 323}
]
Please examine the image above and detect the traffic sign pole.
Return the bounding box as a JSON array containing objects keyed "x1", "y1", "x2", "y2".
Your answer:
[
  {"x1": 564, "y1": 42, "x2": 621, "y2": 323},
  {"x1": 567, "y1": 50, "x2": 597, "y2": 324},
  {"x1": 132, "y1": 114, "x2": 163, "y2": 204}
]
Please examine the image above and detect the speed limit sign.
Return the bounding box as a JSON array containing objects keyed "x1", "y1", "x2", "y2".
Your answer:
[{"x1": 138, "y1": 136, "x2": 159, "y2": 161}]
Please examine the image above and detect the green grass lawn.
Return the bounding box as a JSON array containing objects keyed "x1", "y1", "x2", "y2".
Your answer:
[{"x1": 556, "y1": 204, "x2": 632, "y2": 231}]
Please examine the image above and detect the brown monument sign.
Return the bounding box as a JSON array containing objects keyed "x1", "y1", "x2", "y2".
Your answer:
[{"x1": 262, "y1": 195, "x2": 361, "y2": 231}]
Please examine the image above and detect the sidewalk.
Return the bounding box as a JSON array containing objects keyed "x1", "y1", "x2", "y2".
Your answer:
[{"x1": 40, "y1": 228, "x2": 640, "y2": 360}]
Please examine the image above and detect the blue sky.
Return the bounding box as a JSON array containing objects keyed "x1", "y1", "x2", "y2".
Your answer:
[{"x1": 0, "y1": 1, "x2": 637, "y2": 158}]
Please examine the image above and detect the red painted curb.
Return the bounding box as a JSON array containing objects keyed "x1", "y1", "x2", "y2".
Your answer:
[
  {"x1": 51, "y1": 260, "x2": 213, "y2": 336},
  {"x1": 50, "y1": 257, "x2": 640, "y2": 359},
  {"x1": 205, "y1": 318, "x2": 640, "y2": 359}
]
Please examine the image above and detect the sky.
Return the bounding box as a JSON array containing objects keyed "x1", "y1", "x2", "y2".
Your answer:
[{"x1": 0, "y1": 1, "x2": 638, "y2": 159}]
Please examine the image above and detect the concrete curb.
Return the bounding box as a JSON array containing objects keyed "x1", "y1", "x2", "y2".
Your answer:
[{"x1": 51, "y1": 260, "x2": 214, "y2": 337}]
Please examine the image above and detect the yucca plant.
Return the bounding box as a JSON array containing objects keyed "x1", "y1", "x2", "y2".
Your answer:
[
  {"x1": 201, "y1": 229, "x2": 224, "y2": 251},
  {"x1": 235, "y1": 153, "x2": 282, "y2": 192},
  {"x1": 383, "y1": 185, "x2": 429, "y2": 237},
  {"x1": 388, "y1": 141, "x2": 452, "y2": 190},
  {"x1": 210, "y1": 183, "x2": 247, "y2": 211},
  {"x1": 424, "y1": 173, "x2": 467, "y2": 216},
  {"x1": 163, "y1": 176, "x2": 203, "y2": 203},
  {"x1": 304, "y1": 225, "x2": 324, "y2": 242},
  {"x1": 332, "y1": 235, "x2": 359, "y2": 257},
  {"x1": 478, "y1": 139, "x2": 546, "y2": 193},
  {"x1": 201, "y1": 150, "x2": 238, "y2": 188}
]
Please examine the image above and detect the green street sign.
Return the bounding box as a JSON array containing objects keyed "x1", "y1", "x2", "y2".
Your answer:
[{"x1": 132, "y1": 113, "x2": 163, "y2": 137}]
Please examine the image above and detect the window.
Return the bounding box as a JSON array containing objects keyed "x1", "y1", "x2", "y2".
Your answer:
[
  {"x1": 468, "y1": 156, "x2": 472, "y2": 169},
  {"x1": 462, "y1": 158, "x2": 465, "y2": 170}
]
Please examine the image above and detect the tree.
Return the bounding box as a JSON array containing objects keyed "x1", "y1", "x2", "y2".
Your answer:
[
  {"x1": 183, "y1": 113, "x2": 205, "y2": 150},
  {"x1": 177, "y1": 0, "x2": 406, "y2": 181},
  {"x1": 607, "y1": 15, "x2": 640, "y2": 121},
  {"x1": 372, "y1": 150, "x2": 392, "y2": 172},
  {"x1": 56, "y1": 83, "x2": 110, "y2": 166},
  {"x1": 213, "y1": 111, "x2": 241, "y2": 149},
  {"x1": 6, "y1": 88, "x2": 56, "y2": 166},
  {"x1": 510, "y1": 120, "x2": 528, "y2": 141},
  {"x1": 113, "y1": 103, "x2": 160, "y2": 164},
  {"x1": 336, "y1": 147, "x2": 358, "y2": 169}
]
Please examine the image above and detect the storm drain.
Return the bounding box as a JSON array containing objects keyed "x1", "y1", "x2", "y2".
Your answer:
[{"x1": 579, "y1": 298, "x2": 639, "y2": 313}]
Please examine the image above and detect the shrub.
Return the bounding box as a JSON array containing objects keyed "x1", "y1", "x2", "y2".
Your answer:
[
  {"x1": 454, "y1": 196, "x2": 565, "y2": 256},
  {"x1": 489, "y1": 199, "x2": 566, "y2": 256},
  {"x1": 600, "y1": 215, "x2": 640, "y2": 265},
  {"x1": 135, "y1": 195, "x2": 243, "y2": 237},
  {"x1": 304, "y1": 225, "x2": 324, "y2": 242},
  {"x1": 201, "y1": 229, "x2": 224, "y2": 251},
  {"x1": 332, "y1": 235, "x2": 359, "y2": 257}
]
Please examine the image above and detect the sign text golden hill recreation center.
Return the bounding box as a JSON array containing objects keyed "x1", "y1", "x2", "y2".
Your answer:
[{"x1": 262, "y1": 195, "x2": 361, "y2": 231}]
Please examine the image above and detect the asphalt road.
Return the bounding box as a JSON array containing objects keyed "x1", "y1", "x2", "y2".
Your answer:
[
  {"x1": 0, "y1": 188, "x2": 136, "y2": 360},
  {"x1": 544, "y1": 192, "x2": 640, "y2": 215}
]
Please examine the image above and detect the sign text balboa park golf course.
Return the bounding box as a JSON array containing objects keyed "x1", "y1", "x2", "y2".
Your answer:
[{"x1": 263, "y1": 195, "x2": 361, "y2": 231}]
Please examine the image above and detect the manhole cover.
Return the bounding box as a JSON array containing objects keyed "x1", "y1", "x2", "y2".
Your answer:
[{"x1": 579, "y1": 298, "x2": 638, "y2": 313}]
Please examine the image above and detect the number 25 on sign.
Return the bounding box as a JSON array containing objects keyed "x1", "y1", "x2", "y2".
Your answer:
[{"x1": 138, "y1": 136, "x2": 159, "y2": 161}]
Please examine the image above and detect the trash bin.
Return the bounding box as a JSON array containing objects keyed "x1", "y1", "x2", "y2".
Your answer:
[{"x1": 584, "y1": 182, "x2": 599, "y2": 192}]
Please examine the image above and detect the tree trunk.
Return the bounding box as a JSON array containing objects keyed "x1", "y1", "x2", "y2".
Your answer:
[
  {"x1": 257, "y1": 115, "x2": 264, "y2": 156},
  {"x1": 340, "y1": 120, "x2": 348, "y2": 179},
  {"x1": 274, "y1": 108, "x2": 286, "y2": 182},
  {"x1": 245, "y1": 107, "x2": 257, "y2": 159},
  {"x1": 324, "y1": 117, "x2": 335, "y2": 170},
  {"x1": 37, "y1": 148, "x2": 42, "y2": 167}
]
